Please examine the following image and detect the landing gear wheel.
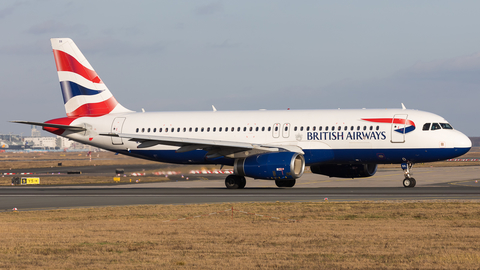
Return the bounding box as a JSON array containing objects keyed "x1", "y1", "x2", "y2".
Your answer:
[
  {"x1": 275, "y1": 179, "x2": 296, "y2": 188},
  {"x1": 403, "y1": 178, "x2": 416, "y2": 188},
  {"x1": 401, "y1": 162, "x2": 416, "y2": 188},
  {"x1": 238, "y1": 176, "x2": 246, "y2": 189},
  {"x1": 225, "y1": 175, "x2": 246, "y2": 189}
]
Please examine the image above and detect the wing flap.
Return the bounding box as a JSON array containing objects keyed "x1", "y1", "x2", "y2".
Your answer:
[{"x1": 100, "y1": 132, "x2": 304, "y2": 158}]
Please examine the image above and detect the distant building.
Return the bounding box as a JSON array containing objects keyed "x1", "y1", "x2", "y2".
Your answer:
[
  {"x1": 24, "y1": 136, "x2": 57, "y2": 149},
  {"x1": 31, "y1": 125, "x2": 41, "y2": 137},
  {"x1": 56, "y1": 136, "x2": 74, "y2": 149}
]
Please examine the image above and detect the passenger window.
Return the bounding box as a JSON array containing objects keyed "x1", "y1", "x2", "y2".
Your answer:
[
  {"x1": 294, "y1": 126, "x2": 297, "y2": 131},
  {"x1": 244, "y1": 127, "x2": 247, "y2": 132},
  {"x1": 262, "y1": 127, "x2": 265, "y2": 131},
  {"x1": 136, "y1": 128, "x2": 139, "y2": 133},
  {"x1": 147, "y1": 128, "x2": 151, "y2": 132},
  {"x1": 256, "y1": 127, "x2": 259, "y2": 132},
  {"x1": 326, "y1": 126, "x2": 329, "y2": 131},
  {"x1": 369, "y1": 126, "x2": 373, "y2": 131},
  {"x1": 177, "y1": 128, "x2": 180, "y2": 132},
  {"x1": 159, "y1": 128, "x2": 162, "y2": 132},
  {"x1": 376, "y1": 126, "x2": 379, "y2": 131},
  {"x1": 300, "y1": 126, "x2": 304, "y2": 131},
  {"x1": 275, "y1": 126, "x2": 278, "y2": 131},
  {"x1": 232, "y1": 127, "x2": 235, "y2": 132},
  {"x1": 338, "y1": 126, "x2": 341, "y2": 131},
  {"x1": 423, "y1": 123, "x2": 431, "y2": 131},
  {"x1": 440, "y1": 123, "x2": 453, "y2": 129},
  {"x1": 201, "y1": 127, "x2": 204, "y2": 132},
  {"x1": 153, "y1": 128, "x2": 156, "y2": 132},
  {"x1": 249, "y1": 127, "x2": 253, "y2": 132},
  {"x1": 363, "y1": 126, "x2": 366, "y2": 131},
  {"x1": 189, "y1": 127, "x2": 192, "y2": 132},
  {"x1": 344, "y1": 126, "x2": 347, "y2": 131},
  {"x1": 171, "y1": 128, "x2": 174, "y2": 133},
  {"x1": 207, "y1": 127, "x2": 210, "y2": 132},
  {"x1": 237, "y1": 127, "x2": 241, "y2": 132},
  {"x1": 285, "y1": 126, "x2": 288, "y2": 131},
  {"x1": 219, "y1": 127, "x2": 222, "y2": 132},
  {"x1": 431, "y1": 123, "x2": 441, "y2": 130},
  {"x1": 165, "y1": 128, "x2": 168, "y2": 132},
  {"x1": 319, "y1": 126, "x2": 322, "y2": 131},
  {"x1": 313, "y1": 126, "x2": 316, "y2": 131},
  {"x1": 268, "y1": 127, "x2": 271, "y2": 131},
  {"x1": 350, "y1": 126, "x2": 354, "y2": 131},
  {"x1": 331, "y1": 126, "x2": 334, "y2": 131},
  {"x1": 357, "y1": 126, "x2": 360, "y2": 131},
  {"x1": 183, "y1": 128, "x2": 186, "y2": 132},
  {"x1": 306, "y1": 126, "x2": 310, "y2": 131},
  {"x1": 195, "y1": 127, "x2": 198, "y2": 132}
]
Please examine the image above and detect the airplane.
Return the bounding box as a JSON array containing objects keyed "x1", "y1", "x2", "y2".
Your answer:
[{"x1": 13, "y1": 38, "x2": 472, "y2": 189}]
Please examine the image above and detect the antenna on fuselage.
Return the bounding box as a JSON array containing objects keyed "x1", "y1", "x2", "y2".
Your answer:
[{"x1": 401, "y1": 103, "x2": 406, "y2": 110}]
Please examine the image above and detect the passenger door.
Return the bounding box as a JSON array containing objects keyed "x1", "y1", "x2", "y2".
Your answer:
[
  {"x1": 391, "y1": 114, "x2": 407, "y2": 143},
  {"x1": 111, "y1": 117, "x2": 126, "y2": 145}
]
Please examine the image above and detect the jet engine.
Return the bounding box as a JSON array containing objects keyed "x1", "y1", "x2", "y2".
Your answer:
[
  {"x1": 234, "y1": 152, "x2": 305, "y2": 180},
  {"x1": 310, "y1": 163, "x2": 377, "y2": 178}
]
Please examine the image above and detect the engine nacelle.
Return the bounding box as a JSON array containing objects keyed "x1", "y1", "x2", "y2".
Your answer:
[
  {"x1": 234, "y1": 152, "x2": 305, "y2": 180},
  {"x1": 310, "y1": 163, "x2": 377, "y2": 178}
]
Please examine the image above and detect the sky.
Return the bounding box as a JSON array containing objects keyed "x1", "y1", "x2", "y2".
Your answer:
[{"x1": 1, "y1": 1, "x2": 480, "y2": 136}]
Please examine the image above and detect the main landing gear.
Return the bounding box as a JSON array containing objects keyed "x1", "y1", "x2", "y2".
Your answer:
[
  {"x1": 402, "y1": 162, "x2": 416, "y2": 188},
  {"x1": 275, "y1": 179, "x2": 296, "y2": 188},
  {"x1": 225, "y1": 175, "x2": 246, "y2": 189}
]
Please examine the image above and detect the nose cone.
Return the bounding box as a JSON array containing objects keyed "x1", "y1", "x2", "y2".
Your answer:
[
  {"x1": 453, "y1": 131, "x2": 472, "y2": 156},
  {"x1": 455, "y1": 131, "x2": 472, "y2": 148}
]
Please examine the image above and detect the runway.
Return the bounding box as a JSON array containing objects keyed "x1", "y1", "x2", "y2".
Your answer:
[{"x1": 1, "y1": 166, "x2": 480, "y2": 211}]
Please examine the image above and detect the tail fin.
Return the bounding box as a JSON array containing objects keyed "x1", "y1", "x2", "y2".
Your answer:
[{"x1": 51, "y1": 38, "x2": 131, "y2": 117}]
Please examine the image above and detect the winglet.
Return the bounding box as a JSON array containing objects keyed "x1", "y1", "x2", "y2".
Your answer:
[
  {"x1": 401, "y1": 103, "x2": 406, "y2": 110},
  {"x1": 212, "y1": 105, "x2": 217, "y2": 112}
]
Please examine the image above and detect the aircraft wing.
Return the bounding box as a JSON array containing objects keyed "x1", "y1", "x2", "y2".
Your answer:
[
  {"x1": 10, "y1": 121, "x2": 86, "y2": 131},
  {"x1": 101, "y1": 132, "x2": 304, "y2": 158}
]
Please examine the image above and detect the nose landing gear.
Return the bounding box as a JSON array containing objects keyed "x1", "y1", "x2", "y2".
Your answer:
[{"x1": 402, "y1": 162, "x2": 416, "y2": 188}]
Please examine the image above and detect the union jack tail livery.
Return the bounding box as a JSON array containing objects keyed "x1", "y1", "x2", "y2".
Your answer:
[{"x1": 51, "y1": 38, "x2": 131, "y2": 117}]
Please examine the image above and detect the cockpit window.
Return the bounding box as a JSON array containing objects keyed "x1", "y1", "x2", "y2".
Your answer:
[
  {"x1": 422, "y1": 123, "x2": 431, "y2": 131},
  {"x1": 440, "y1": 123, "x2": 453, "y2": 129},
  {"x1": 431, "y1": 123, "x2": 441, "y2": 130}
]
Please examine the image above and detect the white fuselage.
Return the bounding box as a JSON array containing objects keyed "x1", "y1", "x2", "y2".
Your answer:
[{"x1": 57, "y1": 108, "x2": 471, "y2": 166}]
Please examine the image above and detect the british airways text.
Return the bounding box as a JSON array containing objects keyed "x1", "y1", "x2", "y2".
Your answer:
[{"x1": 307, "y1": 131, "x2": 387, "y2": 141}]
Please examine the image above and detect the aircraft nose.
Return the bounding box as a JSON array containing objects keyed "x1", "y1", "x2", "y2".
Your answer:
[{"x1": 455, "y1": 131, "x2": 472, "y2": 149}]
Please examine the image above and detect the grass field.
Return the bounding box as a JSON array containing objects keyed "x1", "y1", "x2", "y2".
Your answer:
[
  {"x1": 1, "y1": 201, "x2": 480, "y2": 269},
  {"x1": 0, "y1": 151, "x2": 158, "y2": 170}
]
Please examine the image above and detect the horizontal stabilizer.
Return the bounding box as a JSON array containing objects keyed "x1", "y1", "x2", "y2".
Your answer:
[{"x1": 10, "y1": 121, "x2": 86, "y2": 131}]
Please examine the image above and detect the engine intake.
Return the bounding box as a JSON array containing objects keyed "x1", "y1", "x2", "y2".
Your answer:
[
  {"x1": 234, "y1": 152, "x2": 305, "y2": 180},
  {"x1": 310, "y1": 163, "x2": 377, "y2": 178}
]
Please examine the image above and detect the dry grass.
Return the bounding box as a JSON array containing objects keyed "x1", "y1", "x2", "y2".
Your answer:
[
  {"x1": 0, "y1": 175, "x2": 169, "y2": 186},
  {"x1": 0, "y1": 151, "x2": 158, "y2": 170},
  {"x1": 1, "y1": 202, "x2": 480, "y2": 269}
]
